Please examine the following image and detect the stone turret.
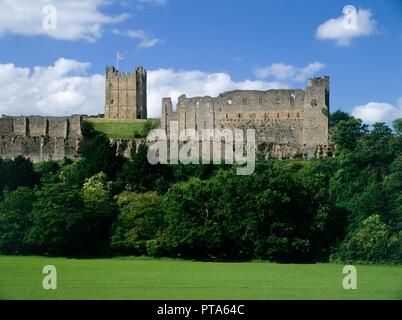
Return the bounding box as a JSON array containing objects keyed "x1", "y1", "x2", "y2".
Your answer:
[{"x1": 105, "y1": 66, "x2": 147, "y2": 120}]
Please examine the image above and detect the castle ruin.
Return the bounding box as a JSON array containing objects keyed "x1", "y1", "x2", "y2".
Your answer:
[
  {"x1": 105, "y1": 66, "x2": 147, "y2": 119},
  {"x1": 0, "y1": 115, "x2": 82, "y2": 162},
  {"x1": 161, "y1": 76, "x2": 330, "y2": 159},
  {"x1": 0, "y1": 64, "x2": 330, "y2": 162}
]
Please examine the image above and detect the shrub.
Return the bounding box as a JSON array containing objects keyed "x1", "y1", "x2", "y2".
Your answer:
[
  {"x1": 111, "y1": 192, "x2": 164, "y2": 255},
  {"x1": 333, "y1": 215, "x2": 401, "y2": 264}
]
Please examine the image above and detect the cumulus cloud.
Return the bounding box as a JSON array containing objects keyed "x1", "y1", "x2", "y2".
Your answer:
[
  {"x1": 254, "y1": 62, "x2": 325, "y2": 82},
  {"x1": 112, "y1": 29, "x2": 162, "y2": 48},
  {"x1": 0, "y1": 59, "x2": 104, "y2": 116},
  {"x1": 316, "y1": 7, "x2": 376, "y2": 46},
  {"x1": 0, "y1": 60, "x2": 288, "y2": 118},
  {"x1": 351, "y1": 101, "x2": 402, "y2": 124},
  {"x1": 147, "y1": 69, "x2": 286, "y2": 117},
  {"x1": 0, "y1": 0, "x2": 128, "y2": 42}
]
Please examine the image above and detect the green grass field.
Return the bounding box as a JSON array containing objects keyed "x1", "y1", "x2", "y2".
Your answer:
[
  {"x1": 83, "y1": 118, "x2": 152, "y2": 139},
  {"x1": 0, "y1": 256, "x2": 401, "y2": 300}
]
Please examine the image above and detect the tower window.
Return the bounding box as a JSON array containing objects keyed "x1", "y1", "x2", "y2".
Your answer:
[
  {"x1": 290, "y1": 93, "x2": 296, "y2": 106},
  {"x1": 243, "y1": 98, "x2": 247, "y2": 104},
  {"x1": 110, "y1": 99, "x2": 114, "y2": 104}
]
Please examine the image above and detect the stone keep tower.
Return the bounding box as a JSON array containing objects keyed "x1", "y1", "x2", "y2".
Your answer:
[{"x1": 105, "y1": 66, "x2": 147, "y2": 119}]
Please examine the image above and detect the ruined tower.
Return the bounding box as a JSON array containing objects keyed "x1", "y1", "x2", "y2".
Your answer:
[
  {"x1": 161, "y1": 76, "x2": 330, "y2": 159},
  {"x1": 105, "y1": 66, "x2": 147, "y2": 119}
]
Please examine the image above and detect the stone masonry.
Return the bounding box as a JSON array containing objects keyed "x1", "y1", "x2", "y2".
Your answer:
[
  {"x1": 0, "y1": 115, "x2": 82, "y2": 162},
  {"x1": 161, "y1": 76, "x2": 330, "y2": 159},
  {"x1": 105, "y1": 66, "x2": 147, "y2": 119},
  {"x1": 0, "y1": 66, "x2": 331, "y2": 162}
]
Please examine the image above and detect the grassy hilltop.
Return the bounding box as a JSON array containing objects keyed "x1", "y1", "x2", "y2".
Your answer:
[{"x1": 83, "y1": 118, "x2": 159, "y2": 139}]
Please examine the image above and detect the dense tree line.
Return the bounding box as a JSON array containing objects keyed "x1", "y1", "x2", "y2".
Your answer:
[{"x1": 0, "y1": 115, "x2": 401, "y2": 264}]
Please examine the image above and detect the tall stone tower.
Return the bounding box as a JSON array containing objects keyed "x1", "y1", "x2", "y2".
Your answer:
[
  {"x1": 302, "y1": 76, "x2": 330, "y2": 152},
  {"x1": 105, "y1": 66, "x2": 147, "y2": 119}
]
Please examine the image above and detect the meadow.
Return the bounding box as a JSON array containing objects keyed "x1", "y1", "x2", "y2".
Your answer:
[
  {"x1": 83, "y1": 118, "x2": 151, "y2": 138},
  {"x1": 0, "y1": 256, "x2": 401, "y2": 300}
]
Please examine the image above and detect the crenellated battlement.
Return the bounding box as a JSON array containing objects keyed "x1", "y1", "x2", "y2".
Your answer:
[
  {"x1": 0, "y1": 115, "x2": 82, "y2": 162},
  {"x1": 105, "y1": 66, "x2": 147, "y2": 120},
  {"x1": 161, "y1": 76, "x2": 330, "y2": 159}
]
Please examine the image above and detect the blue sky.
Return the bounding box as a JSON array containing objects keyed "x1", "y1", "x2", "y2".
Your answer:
[{"x1": 0, "y1": 0, "x2": 401, "y2": 123}]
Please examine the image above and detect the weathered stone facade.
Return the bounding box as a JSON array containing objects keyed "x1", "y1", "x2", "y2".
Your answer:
[
  {"x1": 105, "y1": 66, "x2": 147, "y2": 119},
  {"x1": 0, "y1": 69, "x2": 331, "y2": 162},
  {"x1": 0, "y1": 115, "x2": 82, "y2": 162},
  {"x1": 161, "y1": 76, "x2": 330, "y2": 159}
]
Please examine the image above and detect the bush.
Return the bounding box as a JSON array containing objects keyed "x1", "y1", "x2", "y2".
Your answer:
[
  {"x1": 0, "y1": 187, "x2": 35, "y2": 254},
  {"x1": 333, "y1": 215, "x2": 401, "y2": 264},
  {"x1": 0, "y1": 156, "x2": 39, "y2": 198},
  {"x1": 111, "y1": 192, "x2": 165, "y2": 255}
]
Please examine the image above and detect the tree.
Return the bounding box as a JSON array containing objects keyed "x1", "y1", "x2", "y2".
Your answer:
[
  {"x1": 333, "y1": 118, "x2": 367, "y2": 152},
  {"x1": 0, "y1": 156, "x2": 39, "y2": 198},
  {"x1": 335, "y1": 215, "x2": 401, "y2": 264},
  {"x1": 382, "y1": 156, "x2": 402, "y2": 232},
  {"x1": 81, "y1": 172, "x2": 118, "y2": 254},
  {"x1": 111, "y1": 191, "x2": 164, "y2": 255},
  {"x1": 79, "y1": 122, "x2": 125, "y2": 182},
  {"x1": 25, "y1": 183, "x2": 84, "y2": 255},
  {"x1": 0, "y1": 187, "x2": 35, "y2": 254},
  {"x1": 330, "y1": 110, "x2": 351, "y2": 127},
  {"x1": 34, "y1": 160, "x2": 61, "y2": 184},
  {"x1": 117, "y1": 144, "x2": 173, "y2": 193},
  {"x1": 392, "y1": 118, "x2": 402, "y2": 135}
]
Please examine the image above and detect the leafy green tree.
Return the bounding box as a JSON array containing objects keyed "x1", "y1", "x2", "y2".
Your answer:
[
  {"x1": 117, "y1": 144, "x2": 173, "y2": 193},
  {"x1": 158, "y1": 162, "x2": 344, "y2": 262},
  {"x1": 111, "y1": 191, "x2": 164, "y2": 255},
  {"x1": 330, "y1": 110, "x2": 351, "y2": 127},
  {"x1": 334, "y1": 215, "x2": 401, "y2": 264},
  {"x1": 330, "y1": 121, "x2": 401, "y2": 230},
  {"x1": 0, "y1": 156, "x2": 39, "y2": 198},
  {"x1": 159, "y1": 177, "x2": 224, "y2": 259},
  {"x1": 34, "y1": 160, "x2": 61, "y2": 184},
  {"x1": 382, "y1": 156, "x2": 402, "y2": 232},
  {"x1": 81, "y1": 172, "x2": 118, "y2": 254},
  {"x1": 79, "y1": 122, "x2": 125, "y2": 182},
  {"x1": 25, "y1": 183, "x2": 84, "y2": 255},
  {"x1": 333, "y1": 117, "x2": 367, "y2": 152},
  {"x1": 0, "y1": 187, "x2": 35, "y2": 254},
  {"x1": 392, "y1": 118, "x2": 402, "y2": 135}
]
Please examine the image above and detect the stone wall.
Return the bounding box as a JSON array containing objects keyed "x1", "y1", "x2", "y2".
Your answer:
[
  {"x1": 161, "y1": 76, "x2": 330, "y2": 159},
  {"x1": 105, "y1": 66, "x2": 147, "y2": 120},
  {"x1": 0, "y1": 115, "x2": 82, "y2": 162}
]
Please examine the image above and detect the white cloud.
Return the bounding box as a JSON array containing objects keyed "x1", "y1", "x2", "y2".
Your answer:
[
  {"x1": 0, "y1": 0, "x2": 128, "y2": 42},
  {"x1": 316, "y1": 7, "x2": 376, "y2": 46},
  {"x1": 0, "y1": 59, "x2": 104, "y2": 116},
  {"x1": 112, "y1": 29, "x2": 162, "y2": 48},
  {"x1": 0, "y1": 60, "x2": 287, "y2": 118},
  {"x1": 147, "y1": 69, "x2": 286, "y2": 117},
  {"x1": 254, "y1": 62, "x2": 325, "y2": 82},
  {"x1": 351, "y1": 101, "x2": 402, "y2": 124}
]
